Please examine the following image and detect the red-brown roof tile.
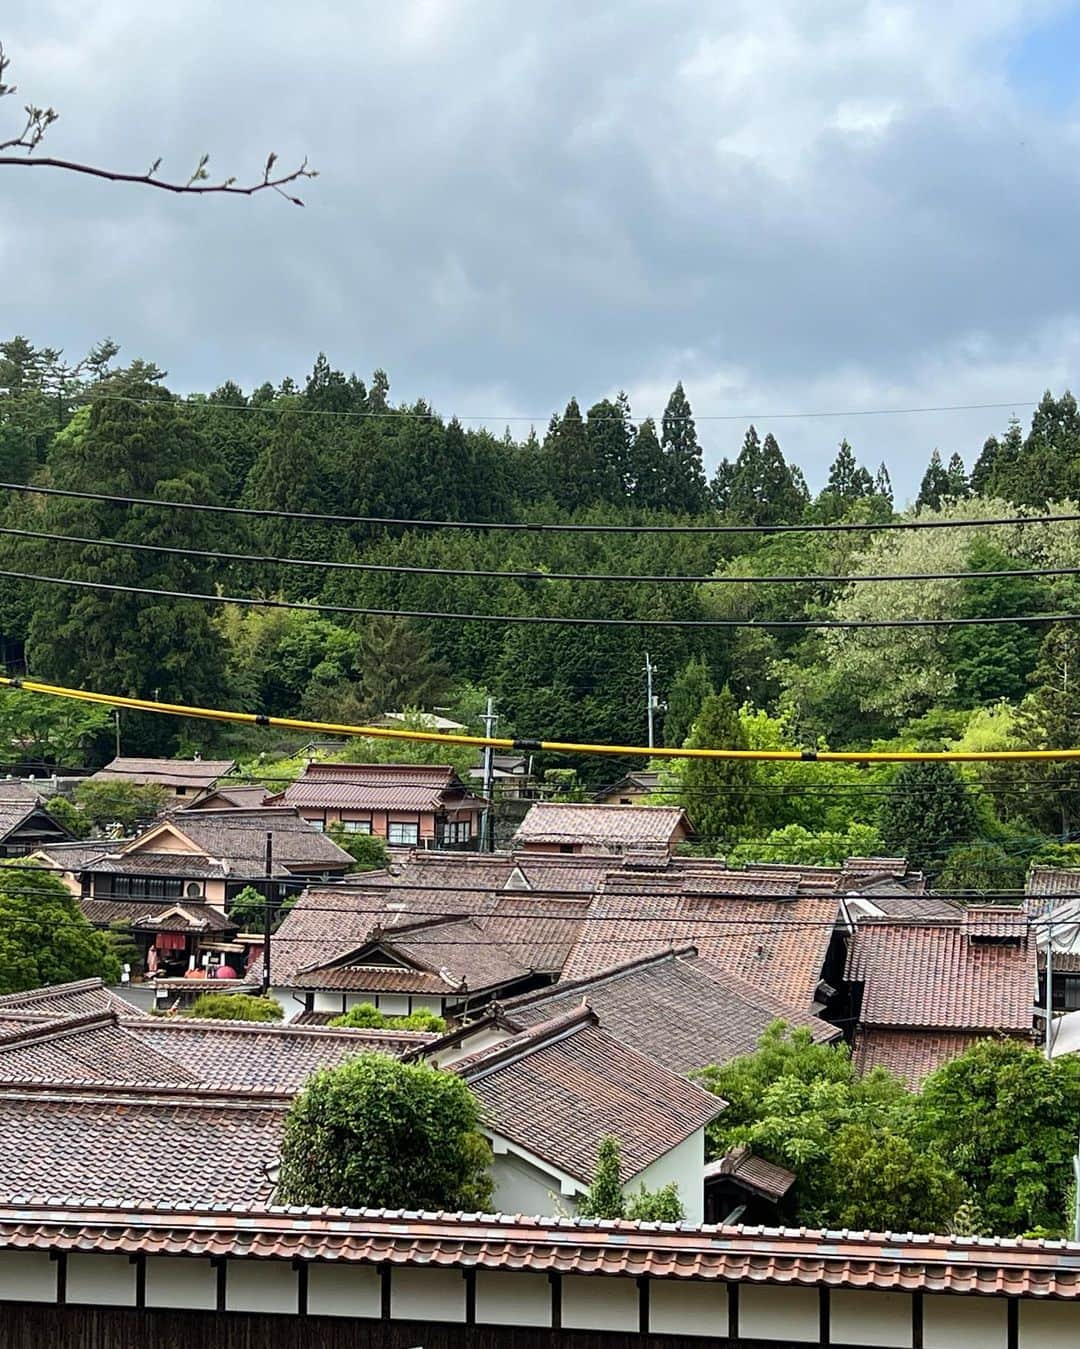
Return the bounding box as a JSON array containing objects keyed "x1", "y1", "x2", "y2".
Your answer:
[
  {"x1": 851, "y1": 1028, "x2": 994, "y2": 1086},
  {"x1": 513, "y1": 801, "x2": 690, "y2": 849}
]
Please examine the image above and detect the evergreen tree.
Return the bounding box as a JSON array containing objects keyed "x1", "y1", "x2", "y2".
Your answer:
[
  {"x1": 710, "y1": 457, "x2": 736, "y2": 512},
  {"x1": 874, "y1": 463, "x2": 893, "y2": 506},
  {"x1": 971, "y1": 418, "x2": 1022, "y2": 499},
  {"x1": 577, "y1": 1136, "x2": 625, "y2": 1219},
  {"x1": 23, "y1": 388, "x2": 230, "y2": 751},
  {"x1": 629, "y1": 417, "x2": 665, "y2": 507},
  {"x1": 878, "y1": 761, "x2": 977, "y2": 871},
  {"x1": 663, "y1": 655, "x2": 715, "y2": 747},
  {"x1": 585, "y1": 393, "x2": 633, "y2": 502},
  {"x1": 1014, "y1": 624, "x2": 1080, "y2": 837},
  {"x1": 728, "y1": 428, "x2": 804, "y2": 524},
  {"x1": 658, "y1": 382, "x2": 708, "y2": 514},
  {"x1": 826, "y1": 440, "x2": 860, "y2": 498},
  {"x1": 356, "y1": 616, "x2": 450, "y2": 713},
  {"x1": 915, "y1": 449, "x2": 951, "y2": 512},
  {"x1": 304, "y1": 352, "x2": 364, "y2": 413},
  {"x1": 243, "y1": 398, "x2": 332, "y2": 569},
  {"x1": 545, "y1": 397, "x2": 612, "y2": 509},
  {"x1": 679, "y1": 687, "x2": 755, "y2": 848},
  {"x1": 946, "y1": 452, "x2": 969, "y2": 498}
]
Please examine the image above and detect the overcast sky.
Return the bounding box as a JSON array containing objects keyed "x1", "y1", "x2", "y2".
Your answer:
[{"x1": 4, "y1": 1, "x2": 1080, "y2": 500}]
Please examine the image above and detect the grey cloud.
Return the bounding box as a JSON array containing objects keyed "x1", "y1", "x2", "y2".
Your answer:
[{"x1": 3, "y1": 0, "x2": 1079, "y2": 496}]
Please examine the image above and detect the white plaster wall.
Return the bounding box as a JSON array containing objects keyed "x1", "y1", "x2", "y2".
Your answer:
[
  {"x1": 312, "y1": 991, "x2": 345, "y2": 1014},
  {"x1": 628, "y1": 1128, "x2": 705, "y2": 1224},
  {"x1": 307, "y1": 1264, "x2": 380, "y2": 1318},
  {"x1": 66, "y1": 1253, "x2": 136, "y2": 1306},
  {"x1": 145, "y1": 1257, "x2": 216, "y2": 1310},
  {"x1": 268, "y1": 987, "x2": 306, "y2": 1015},
  {"x1": 649, "y1": 1279, "x2": 727, "y2": 1335},
  {"x1": 923, "y1": 1293, "x2": 1008, "y2": 1349},
  {"x1": 562, "y1": 1275, "x2": 638, "y2": 1331},
  {"x1": 490, "y1": 1149, "x2": 569, "y2": 1218},
  {"x1": 831, "y1": 1289, "x2": 913, "y2": 1347},
  {"x1": 474, "y1": 1270, "x2": 551, "y2": 1326},
  {"x1": 433, "y1": 1025, "x2": 512, "y2": 1067},
  {"x1": 391, "y1": 1267, "x2": 465, "y2": 1322},
  {"x1": 0, "y1": 1250, "x2": 56, "y2": 1302},
  {"x1": 739, "y1": 1284, "x2": 820, "y2": 1342},
  {"x1": 1019, "y1": 1298, "x2": 1080, "y2": 1347},
  {"x1": 225, "y1": 1260, "x2": 298, "y2": 1314}
]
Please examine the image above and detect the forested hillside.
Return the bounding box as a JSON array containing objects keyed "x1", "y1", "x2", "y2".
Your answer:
[{"x1": 2, "y1": 336, "x2": 1079, "y2": 886}]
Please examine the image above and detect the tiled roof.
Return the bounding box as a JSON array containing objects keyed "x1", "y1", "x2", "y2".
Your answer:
[
  {"x1": 131, "y1": 902, "x2": 237, "y2": 933},
  {"x1": 290, "y1": 965, "x2": 454, "y2": 993},
  {"x1": 705, "y1": 1146, "x2": 796, "y2": 1200},
  {"x1": 84, "y1": 851, "x2": 229, "y2": 879},
  {"x1": 513, "y1": 801, "x2": 690, "y2": 848},
  {"x1": 852, "y1": 1028, "x2": 991, "y2": 1086},
  {"x1": 273, "y1": 762, "x2": 483, "y2": 813},
  {"x1": 1028, "y1": 865, "x2": 1080, "y2": 897},
  {"x1": 562, "y1": 883, "x2": 840, "y2": 1009},
  {"x1": 498, "y1": 948, "x2": 838, "y2": 1073},
  {"x1": 0, "y1": 799, "x2": 65, "y2": 844},
  {"x1": 183, "y1": 785, "x2": 273, "y2": 810},
  {"x1": 0, "y1": 978, "x2": 142, "y2": 1018},
  {"x1": 0, "y1": 1083, "x2": 284, "y2": 1207},
  {"x1": 149, "y1": 807, "x2": 355, "y2": 874},
  {"x1": 0, "y1": 1012, "x2": 197, "y2": 1086},
  {"x1": 1, "y1": 1203, "x2": 1079, "y2": 1296},
  {"x1": 846, "y1": 891, "x2": 961, "y2": 920},
  {"x1": 35, "y1": 840, "x2": 111, "y2": 871},
  {"x1": 127, "y1": 1018, "x2": 434, "y2": 1090},
  {"x1": 91, "y1": 758, "x2": 236, "y2": 789},
  {"x1": 456, "y1": 1006, "x2": 724, "y2": 1184},
  {"x1": 846, "y1": 916, "x2": 1036, "y2": 1032}
]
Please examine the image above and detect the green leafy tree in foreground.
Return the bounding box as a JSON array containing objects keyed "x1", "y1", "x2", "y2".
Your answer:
[
  {"x1": 329, "y1": 1002, "x2": 446, "y2": 1032},
  {"x1": 277, "y1": 1054, "x2": 493, "y2": 1211},
  {"x1": 188, "y1": 993, "x2": 283, "y2": 1022},
  {"x1": 0, "y1": 866, "x2": 119, "y2": 993},
  {"x1": 226, "y1": 885, "x2": 269, "y2": 931},
  {"x1": 916, "y1": 1040, "x2": 1080, "y2": 1235}
]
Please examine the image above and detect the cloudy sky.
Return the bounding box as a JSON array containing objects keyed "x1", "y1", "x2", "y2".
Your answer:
[{"x1": 4, "y1": 1, "x2": 1080, "y2": 500}]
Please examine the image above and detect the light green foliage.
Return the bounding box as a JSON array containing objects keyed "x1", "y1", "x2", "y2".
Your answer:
[
  {"x1": 542, "y1": 768, "x2": 587, "y2": 802},
  {"x1": 916, "y1": 1040, "x2": 1080, "y2": 1235},
  {"x1": 277, "y1": 1054, "x2": 493, "y2": 1211},
  {"x1": 326, "y1": 828, "x2": 391, "y2": 872},
  {"x1": 0, "y1": 689, "x2": 111, "y2": 766},
  {"x1": 72, "y1": 779, "x2": 169, "y2": 833},
  {"x1": 577, "y1": 1136, "x2": 628, "y2": 1219},
  {"x1": 624, "y1": 1182, "x2": 686, "y2": 1223},
  {"x1": 188, "y1": 993, "x2": 283, "y2": 1022},
  {"x1": 729, "y1": 822, "x2": 883, "y2": 868},
  {"x1": 46, "y1": 795, "x2": 91, "y2": 839},
  {"x1": 328, "y1": 1002, "x2": 446, "y2": 1032},
  {"x1": 226, "y1": 885, "x2": 269, "y2": 931},
  {"x1": 0, "y1": 865, "x2": 120, "y2": 993}
]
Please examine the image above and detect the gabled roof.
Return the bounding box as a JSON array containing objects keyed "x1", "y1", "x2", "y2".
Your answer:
[
  {"x1": 0, "y1": 1081, "x2": 284, "y2": 1208},
  {"x1": 0, "y1": 797, "x2": 72, "y2": 846},
  {"x1": 0, "y1": 1011, "x2": 197, "y2": 1086},
  {"x1": 0, "y1": 978, "x2": 142, "y2": 1018},
  {"x1": 293, "y1": 916, "x2": 533, "y2": 996},
  {"x1": 126, "y1": 1017, "x2": 435, "y2": 1091},
  {"x1": 562, "y1": 879, "x2": 840, "y2": 1009},
  {"x1": 705, "y1": 1146, "x2": 796, "y2": 1201},
  {"x1": 272, "y1": 762, "x2": 484, "y2": 814},
  {"x1": 495, "y1": 948, "x2": 839, "y2": 1073},
  {"x1": 183, "y1": 785, "x2": 273, "y2": 810},
  {"x1": 513, "y1": 801, "x2": 690, "y2": 849},
  {"x1": 83, "y1": 807, "x2": 354, "y2": 879},
  {"x1": 90, "y1": 757, "x2": 236, "y2": 790},
  {"x1": 1028, "y1": 864, "x2": 1080, "y2": 898},
  {"x1": 845, "y1": 912, "x2": 1036, "y2": 1032},
  {"x1": 454, "y1": 1006, "x2": 724, "y2": 1185}
]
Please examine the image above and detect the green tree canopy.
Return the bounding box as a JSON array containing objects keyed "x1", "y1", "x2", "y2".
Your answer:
[
  {"x1": 188, "y1": 992, "x2": 283, "y2": 1022},
  {"x1": 72, "y1": 779, "x2": 169, "y2": 834},
  {"x1": 663, "y1": 656, "x2": 715, "y2": 748},
  {"x1": 277, "y1": 1054, "x2": 493, "y2": 1211},
  {"x1": 0, "y1": 866, "x2": 119, "y2": 993},
  {"x1": 678, "y1": 687, "x2": 754, "y2": 848},
  {"x1": 878, "y1": 761, "x2": 977, "y2": 872}
]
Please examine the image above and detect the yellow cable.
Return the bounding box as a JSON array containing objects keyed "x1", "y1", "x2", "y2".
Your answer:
[{"x1": 2, "y1": 675, "x2": 1080, "y2": 764}]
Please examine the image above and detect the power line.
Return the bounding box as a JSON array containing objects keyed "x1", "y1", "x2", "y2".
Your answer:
[
  {"x1": 80, "y1": 390, "x2": 1041, "y2": 425},
  {"x1": 4, "y1": 565, "x2": 1080, "y2": 631},
  {"x1": 4, "y1": 522, "x2": 1080, "y2": 587},
  {"x1": 4, "y1": 480, "x2": 1078, "y2": 536},
  {"x1": 5, "y1": 674, "x2": 1080, "y2": 764}
]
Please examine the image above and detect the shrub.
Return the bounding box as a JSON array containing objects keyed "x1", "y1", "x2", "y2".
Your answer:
[{"x1": 188, "y1": 992, "x2": 283, "y2": 1022}]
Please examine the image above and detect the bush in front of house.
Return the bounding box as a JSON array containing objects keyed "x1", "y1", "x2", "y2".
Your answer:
[
  {"x1": 329, "y1": 1002, "x2": 447, "y2": 1033},
  {"x1": 277, "y1": 1053, "x2": 492, "y2": 1211},
  {"x1": 188, "y1": 992, "x2": 283, "y2": 1022},
  {"x1": 577, "y1": 1135, "x2": 686, "y2": 1223}
]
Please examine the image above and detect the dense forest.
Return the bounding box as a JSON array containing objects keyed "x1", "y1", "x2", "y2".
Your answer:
[{"x1": 2, "y1": 335, "x2": 1080, "y2": 887}]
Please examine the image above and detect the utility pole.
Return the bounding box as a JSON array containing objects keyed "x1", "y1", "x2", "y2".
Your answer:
[
  {"x1": 1046, "y1": 898, "x2": 1056, "y2": 1060},
  {"x1": 645, "y1": 653, "x2": 656, "y2": 750},
  {"x1": 114, "y1": 709, "x2": 121, "y2": 758},
  {"x1": 261, "y1": 831, "x2": 273, "y2": 996},
  {"x1": 1073, "y1": 1133, "x2": 1080, "y2": 1242},
  {"x1": 480, "y1": 697, "x2": 497, "y2": 853}
]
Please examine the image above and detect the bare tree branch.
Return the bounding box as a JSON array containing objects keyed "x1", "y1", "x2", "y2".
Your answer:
[{"x1": 0, "y1": 40, "x2": 316, "y2": 203}]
